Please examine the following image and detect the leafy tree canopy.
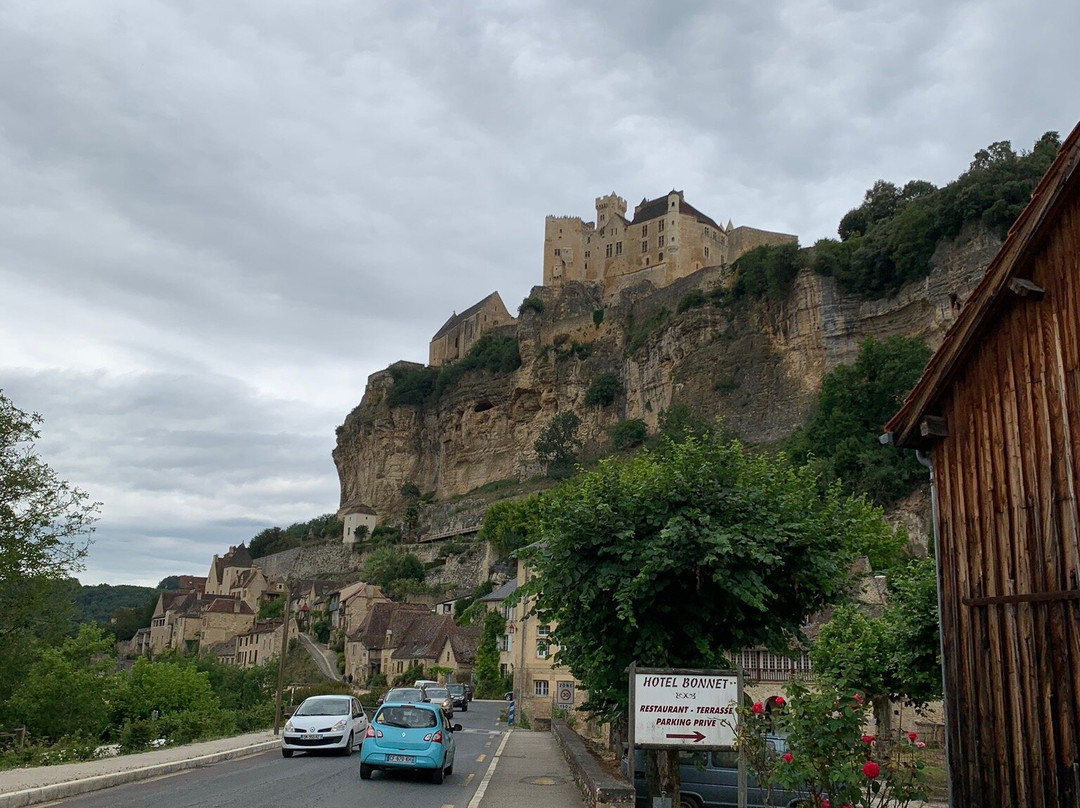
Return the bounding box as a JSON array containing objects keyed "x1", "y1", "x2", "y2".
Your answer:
[
  {"x1": 534, "y1": 412, "x2": 582, "y2": 478},
  {"x1": 478, "y1": 496, "x2": 544, "y2": 558},
  {"x1": 360, "y1": 547, "x2": 425, "y2": 592},
  {"x1": 528, "y1": 434, "x2": 901, "y2": 719},
  {"x1": 732, "y1": 242, "x2": 803, "y2": 301},
  {"x1": 248, "y1": 514, "x2": 343, "y2": 559},
  {"x1": 789, "y1": 336, "x2": 931, "y2": 518},
  {"x1": 0, "y1": 391, "x2": 98, "y2": 703}
]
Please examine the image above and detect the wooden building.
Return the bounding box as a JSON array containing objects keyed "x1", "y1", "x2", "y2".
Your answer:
[{"x1": 886, "y1": 122, "x2": 1080, "y2": 808}]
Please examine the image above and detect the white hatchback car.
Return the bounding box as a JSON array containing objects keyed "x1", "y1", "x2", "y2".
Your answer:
[{"x1": 282, "y1": 695, "x2": 369, "y2": 757}]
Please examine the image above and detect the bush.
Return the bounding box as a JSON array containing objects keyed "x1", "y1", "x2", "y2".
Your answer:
[
  {"x1": 593, "y1": 308, "x2": 604, "y2": 327},
  {"x1": 370, "y1": 525, "x2": 403, "y2": 545},
  {"x1": 625, "y1": 307, "x2": 671, "y2": 353},
  {"x1": 584, "y1": 373, "x2": 619, "y2": 407},
  {"x1": 519, "y1": 296, "x2": 544, "y2": 315},
  {"x1": 400, "y1": 482, "x2": 421, "y2": 498},
  {"x1": 677, "y1": 288, "x2": 707, "y2": 313},
  {"x1": 385, "y1": 364, "x2": 438, "y2": 407},
  {"x1": 610, "y1": 419, "x2": 647, "y2": 450},
  {"x1": 732, "y1": 243, "x2": 803, "y2": 300}
]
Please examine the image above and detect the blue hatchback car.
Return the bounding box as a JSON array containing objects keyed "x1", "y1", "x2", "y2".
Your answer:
[{"x1": 360, "y1": 702, "x2": 461, "y2": 783}]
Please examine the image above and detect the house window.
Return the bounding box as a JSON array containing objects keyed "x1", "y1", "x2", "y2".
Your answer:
[
  {"x1": 615, "y1": 241, "x2": 623, "y2": 255},
  {"x1": 534, "y1": 680, "x2": 549, "y2": 697},
  {"x1": 658, "y1": 219, "x2": 665, "y2": 232},
  {"x1": 500, "y1": 635, "x2": 512, "y2": 652},
  {"x1": 503, "y1": 603, "x2": 514, "y2": 620},
  {"x1": 606, "y1": 244, "x2": 613, "y2": 258},
  {"x1": 641, "y1": 224, "x2": 648, "y2": 236},
  {"x1": 537, "y1": 625, "x2": 551, "y2": 636},
  {"x1": 537, "y1": 641, "x2": 549, "y2": 659}
]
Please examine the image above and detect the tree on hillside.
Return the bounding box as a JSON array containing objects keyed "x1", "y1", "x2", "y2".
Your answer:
[
  {"x1": 528, "y1": 434, "x2": 902, "y2": 804},
  {"x1": 789, "y1": 336, "x2": 932, "y2": 516},
  {"x1": 0, "y1": 391, "x2": 99, "y2": 704},
  {"x1": 472, "y1": 610, "x2": 506, "y2": 699},
  {"x1": 534, "y1": 412, "x2": 581, "y2": 479},
  {"x1": 478, "y1": 496, "x2": 544, "y2": 558}
]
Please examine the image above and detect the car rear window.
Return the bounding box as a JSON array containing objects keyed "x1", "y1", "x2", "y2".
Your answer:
[{"x1": 375, "y1": 705, "x2": 438, "y2": 729}]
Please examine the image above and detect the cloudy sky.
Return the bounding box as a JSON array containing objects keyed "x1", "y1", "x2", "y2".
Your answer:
[{"x1": 2, "y1": 0, "x2": 1076, "y2": 587}]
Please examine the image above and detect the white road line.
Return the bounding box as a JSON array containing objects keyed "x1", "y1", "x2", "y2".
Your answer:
[{"x1": 466, "y1": 730, "x2": 511, "y2": 808}]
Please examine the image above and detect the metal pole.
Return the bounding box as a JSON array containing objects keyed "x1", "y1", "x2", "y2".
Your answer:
[
  {"x1": 627, "y1": 661, "x2": 636, "y2": 788},
  {"x1": 273, "y1": 585, "x2": 291, "y2": 736},
  {"x1": 736, "y1": 667, "x2": 746, "y2": 808}
]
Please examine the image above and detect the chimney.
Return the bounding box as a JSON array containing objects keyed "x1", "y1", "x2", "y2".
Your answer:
[{"x1": 234, "y1": 600, "x2": 240, "y2": 613}]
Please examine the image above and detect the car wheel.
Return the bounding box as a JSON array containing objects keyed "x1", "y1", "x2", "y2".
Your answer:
[
  {"x1": 680, "y1": 794, "x2": 703, "y2": 808},
  {"x1": 342, "y1": 732, "x2": 354, "y2": 756},
  {"x1": 462, "y1": 704, "x2": 468, "y2": 712},
  {"x1": 446, "y1": 761, "x2": 454, "y2": 776},
  {"x1": 430, "y1": 763, "x2": 445, "y2": 784},
  {"x1": 281, "y1": 749, "x2": 293, "y2": 758},
  {"x1": 360, "y1": 763, "x2": 372, "y2": 780}
]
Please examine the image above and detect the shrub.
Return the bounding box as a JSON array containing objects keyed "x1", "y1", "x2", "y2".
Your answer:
[
  {"x1": 593, "y1": 308, "x2": 604, "y2": 327},
  {"x1": 610, "y1": 419, "x2": 647, "y2": 450},
  {"x1": 518, "y1": 296, "x2": 544, "y2": 315},
  {"x1": 584, "y1": 373, "x2": 619, "y2": 407},
  {"x1": 370, "y1": 525, "x2": 403, "y2": 545},
  {"x1": 400, "y1": 482, "x2": 421, "y2": 498},
  {"x1": 732, "y1": 242, "x2": 803, "y2": 300},
  {"x1": 677, "y1": 288, "x2": 707, "y2": 313},
  {"x1": 385, "y1": 364, "x2": 438, "y2": 407}
]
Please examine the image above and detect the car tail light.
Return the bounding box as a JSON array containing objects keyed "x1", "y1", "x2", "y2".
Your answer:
[
  {"x1": 432, "y1": 730, "x2": 443, "y2": 744},
  {"x1": 365, "y1": 726, "x2": 376, "y2": 738}
]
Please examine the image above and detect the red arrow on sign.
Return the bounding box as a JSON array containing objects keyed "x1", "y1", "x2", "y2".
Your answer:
[{"x1": 666, "y1": 731, "x2": 706, "y2": 743}]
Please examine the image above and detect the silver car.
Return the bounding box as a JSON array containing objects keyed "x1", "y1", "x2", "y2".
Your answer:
[
  {"x1": 423, "y1": 685, "x2": 454, "y2": 718},
  {"x1": 282, "y1": 695, "x2": 368, "y2": 757}
]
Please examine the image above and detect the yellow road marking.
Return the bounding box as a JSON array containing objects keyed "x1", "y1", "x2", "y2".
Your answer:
[
  {"x1": 476, "y1": 753, "x2": 486, "y2": 762},
  {"x1": 463, "y1": 773, "x2": 475, "y2": 787}
]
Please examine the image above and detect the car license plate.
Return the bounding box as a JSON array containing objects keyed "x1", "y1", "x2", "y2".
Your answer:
[
  {"x1": 300, "y1": 734, "x2": 322, "y2": 740},
  {"x1": 386, "y1": 754, "x2": 414, "y2": 764}
]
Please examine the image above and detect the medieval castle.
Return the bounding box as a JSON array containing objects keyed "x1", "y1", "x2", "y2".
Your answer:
[{"x1": 428, "y1": 190, "x2": 794, "y2": 366}]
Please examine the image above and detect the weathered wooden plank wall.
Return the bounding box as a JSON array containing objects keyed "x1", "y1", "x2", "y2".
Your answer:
[{"x1": 933, "y1": 181, "x2": 1080, "y2": 808}]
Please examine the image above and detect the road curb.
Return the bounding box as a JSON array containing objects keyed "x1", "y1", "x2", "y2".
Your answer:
[{"x1": 0, "y1": 740, "x2": 281, "y2": 808}]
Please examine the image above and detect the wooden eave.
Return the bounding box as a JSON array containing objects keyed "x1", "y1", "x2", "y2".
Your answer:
[{"x1": 885, "y1": 120, "x2": 1080, "y2": 449}]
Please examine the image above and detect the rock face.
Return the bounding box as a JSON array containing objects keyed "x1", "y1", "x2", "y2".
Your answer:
[{"x1": 333, "y1": 227, "x2": 998, "y2": 521}]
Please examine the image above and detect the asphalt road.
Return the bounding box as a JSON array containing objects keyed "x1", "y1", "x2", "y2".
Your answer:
[{"x1": 48, "y1": 700, "x2": 504, "y2": 808}]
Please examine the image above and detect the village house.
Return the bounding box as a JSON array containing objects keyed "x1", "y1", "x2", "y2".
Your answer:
[
  {"x1": 197, "y1": 597, "x2": 256, "y2": 650},
  {"x1": 235, "y1": 618, "x2": 297, "y2": 669},
  {"x1": 435, "y1": 626, "x2": 481, "y2": 683},
  {"x1": 340, "y1": 501, "x2": 377, "y2": 547},
  {"x1": 337, "y1": 580, "x2": 390, "y2": 636},
  {"x1": 885, "y1": 121, "x2": 1080, "y2": 808},
  {"x1": 205, "y1": 544, "x2": 256, "y2": 596},
  {"x1": 344, "y1": 602, "x2": 430, "y2": 683}
]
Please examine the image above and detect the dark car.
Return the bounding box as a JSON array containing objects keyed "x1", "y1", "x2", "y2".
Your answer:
[
  {"x1": 462, "y1": 683, "x2": 473, "y2": 702},
  {"x1": 625, "y1": 746, "x2": 809, "y2": 808},
  {"x1": 446, "y1": 683, "x2": 468, "y2": 711}
]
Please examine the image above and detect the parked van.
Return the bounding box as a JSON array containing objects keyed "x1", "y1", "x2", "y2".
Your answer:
[{"x1": 624, "y1": 746, "x2": 809, "y2": 808}]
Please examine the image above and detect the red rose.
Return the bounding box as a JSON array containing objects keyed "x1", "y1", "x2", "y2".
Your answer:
[
  {"x1": 752, "y1": 702, "x2": 764, "y2": 714},
  {"x1": 907, "y1": 731, "x2": 918, "y2": 741},
  {"x1": 863, "y1": 760, "x2": 881, "y2": 779},
  {"x1": 782, "y1": 752, "x2": 793, "y2": 763},
  {"x1": 774, "y1": 696, "x2": 786, "y2": 707},
  {"x1": 852, "y1": 693, "x2": 864, "y2": 705},
  {"x1": 861, "y1": 734, "x2": 875, "y2": 743},
  {"x1": 820, "y1": 800, "x2": 829, "y2": 808}
]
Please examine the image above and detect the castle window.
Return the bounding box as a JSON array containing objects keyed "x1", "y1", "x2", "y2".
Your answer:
[
  {"x1": 606, "y1": 244, "x2": 613, "y2": 258},
  {"x1": 554, "y1": 248, "x2": 560, "y2": 256},
  {"x1": 585, "y1": 251, "x2": 590, "y2": 258},
  {"x1": 641, "y1": 224, "x2": 647, "y2": 236},
  {"x1": 615, "y1": 241, "x2": 622, "y2": 255},
  {"x1": 657, "y1": 253, "x2": 663, "y2": 262},
  {"x1": 645, "y1": 257, "x2": 650, "y2": 266},
  {"x1": 641, "y1": 241, "x2": 647, "y2": 253},
  {"x1": 658, "y1": 219, "x2": 665, "y2": 232},
  {"x1": 705, "y1": 246, "x2": 710, "y2": 258},
  {"x1": 658, "y1": 235, "x2": 665, "y2": 248}
]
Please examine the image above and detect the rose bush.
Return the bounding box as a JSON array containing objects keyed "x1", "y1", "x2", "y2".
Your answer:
[{"x1": 734, "y1": 680, "x2": 927, "y2": 808}]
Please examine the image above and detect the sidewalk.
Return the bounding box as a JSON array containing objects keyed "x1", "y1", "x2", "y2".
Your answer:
[{"x1": 0, "y1": 727, "x2": 586, "y2": 808}]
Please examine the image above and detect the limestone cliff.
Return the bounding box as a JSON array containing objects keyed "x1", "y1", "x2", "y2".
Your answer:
[{"x1": 333, "y1": 225, "x2": 998, "y2": 522}]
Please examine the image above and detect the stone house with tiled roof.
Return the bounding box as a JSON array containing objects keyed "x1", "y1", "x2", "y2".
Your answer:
[
  {"x1": 197, "y1": 597, "x2": 256, "y2": 650},
  {"x1": 338, "y1": 581, "x2": 390, "y2": 636},
  {"x1": 389, "y1": 613, "x2": 457, "y2": 677},
  {"x1": 428, "y1": 291, "x2": 515, "y2": 367},
  {"x1": 236, "y1": 618, "x2": 297, "y2": 669},
  {"x1": 436, "y1": 626, "x2": 481, "y2": 682},
  {"x1": 206, "y1": 544, "x2": 256, "y2": 596},
  {"x1": 543, "y1": 189, "x2": 796, "y2": 299},
  {"x1": 149, "y1": 589, "x2": 207, "y2": 656},
  {"x1": 340, "y1": 501, "x2": 377, "y2": 548},
  {"x1": 344, "y1": 602, "x2": 430, "y2": 683}
]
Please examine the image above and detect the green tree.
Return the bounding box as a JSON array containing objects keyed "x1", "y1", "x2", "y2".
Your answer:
[
  {"x1": 478, "y1": 496, "x2": 544, "y2": 558},
  {"x1": 528, "y1": 435, "x2": 900, "y2": 803},
  {"x1": 610, "y1": 419, "x2": 648, "y2": 450},
  {"x1": 473, "y1": 611, "x2": 505, "y2": 698},
  {"x1": 360, "y1": 547, "x2": 425, "y2": 591},
  {"x1": 584, "y1": 373, "x2": 620, "y2": 407},
  {"x1": 114, "y1": 657, "x2": 220, "y2": 723},
  {"x1": 789, "y1": 336, "x2": 932, "y2": 514},
  {"x1": 0, "y1": 391, "x2": 99, "y2": 704},
  {"x1": 534, "y1": 412, "x2": 582, "y2": 478},
  {"x1": 9, "y1": 624, "x2": 116, "y2": 741}
]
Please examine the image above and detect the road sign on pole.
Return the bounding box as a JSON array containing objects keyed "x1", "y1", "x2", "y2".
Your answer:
[
  {"x1": 632, "y1": 667, "x2": 740, "y2": 750},
  {"x1": 555, "y1": 681, "x2": 575, "y2": 707}
]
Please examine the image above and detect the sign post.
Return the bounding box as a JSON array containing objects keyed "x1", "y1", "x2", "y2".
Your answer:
[{"x1": 632, "y1": 667, "x2": 739, "y2": 750}]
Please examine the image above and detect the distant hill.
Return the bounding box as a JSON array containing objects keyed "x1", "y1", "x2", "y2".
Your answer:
[{"x1": 72, "y1": 582, "x2": 161, "y2": 626}]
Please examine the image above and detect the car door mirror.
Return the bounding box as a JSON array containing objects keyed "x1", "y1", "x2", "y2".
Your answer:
[{"x1": 451, "y1": 723, "x2": 463, "y2": 733}]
